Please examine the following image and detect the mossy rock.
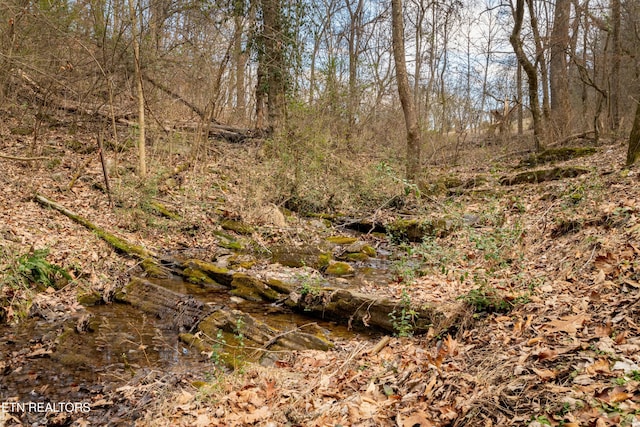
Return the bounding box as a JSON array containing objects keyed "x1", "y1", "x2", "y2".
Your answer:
[
  {"x1": 462, "y1": 175, "x2": 489, "y2": 189},
  {"x1": 147, "y1": 201, "x2": 181, "y2": 220},
  {"x1": 221, "y1": 219, "x2": 255, "y2": 235},
  {"x1": 230, "y1": 273, "x2": 280, "y2": 302},
  {"x1": 10, "y1": 127, "x2": 33, "y2": 136},
  {"x1": 182, "y1": 267, "x2": 226, "y2": 289},
  {"x1": 181, "y1": 259, "x2": 233, "y2": 286},
  {"x1": 77, "y1": 291, "x2": 102, "y2": 306},
  {"x1": 343, "y1": 252, "x2": 369, "y2": 262},
  {"x1": 325, "y1": 261, "x2": 355, "y2": 276},
  {"x1": 318, "y1": 252, "x2": 332, "y2": 268},
  {"x1": 326, "y1": 236, "x2": 358, "y2": 245},
  {"x1": 213, "y1": 230, "x2": 244, "y2": 250},
  {"x1": 419, "y1": 175, "x2": 463, "y2": 195},
  {"x1": 519, "y1": 147, "x2": 597, "y2": 168},
  {"x1": 344, "y1": 241, "x2": 377, "y2": 257},
  {"x1": 142, "y1": 258, "x2": 171, "y2": 279},
  {"x1": 500, "y1": 166, "x2": 590, "y2": 186}
]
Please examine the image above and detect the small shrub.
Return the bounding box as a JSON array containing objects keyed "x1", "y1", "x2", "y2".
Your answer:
[
  {"x1": 457, "y1": 284, "x2": 512, "y2": 314},
  {"x1": 389, "y1": 287, "x2": 417, "y2": 337}
]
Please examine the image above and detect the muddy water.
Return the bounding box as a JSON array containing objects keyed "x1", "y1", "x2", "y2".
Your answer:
[{"x1": 0, "y1": 303, "x2": 204, "y2": 403}]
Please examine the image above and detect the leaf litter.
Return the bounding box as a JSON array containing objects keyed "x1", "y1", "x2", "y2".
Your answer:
[{"x1": 1, "y1": 122, "x2": 640, "y2": 426}]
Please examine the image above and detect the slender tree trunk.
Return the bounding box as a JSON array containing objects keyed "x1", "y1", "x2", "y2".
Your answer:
[
  {"x1": 528, "y1": 0, "x2": 550, "y2": 124},
  {"x1": 233, "y1": 3, "x2": 247, "y2": 123},
  {"x1": 610, "y1": 0, "x2": 621, "y2": 132},
  {"x1": 391, "y1": 0, "x2": 421, "y2": 181},
  {"x1": 550, "y1": 0, "x2": 571, "y2": 137},
  {"x1": 510, "y1": 0, "x2": 544, "y2": 151},
  {"x1": 626, "y1": 100, "x2": 640, "y2": 165},
  {"x1": 261, "y1": 0, "x2": 286, "y2": 135},
  {"x1": 517, "y1": 62, "x2": 523, "y2": 135},
  {"x1": 346, "y1": 0, "x2": 364, "y2": 141},
  {"x1": 127, "y1": 0, "x2": 146, "y2": 178}
]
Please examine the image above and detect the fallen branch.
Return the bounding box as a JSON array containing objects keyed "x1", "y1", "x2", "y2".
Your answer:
[
  {"x1": 34, "y1": 193, "x2": 156, "y2": 260},
  {"x1": 0, "y1": 153, "x2": 48, "y2": 161}
]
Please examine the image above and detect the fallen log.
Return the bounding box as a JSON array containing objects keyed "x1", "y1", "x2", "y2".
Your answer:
[
  {"x1": 179, "y1": 259, "x2": 445, "y2": 335},
  {"x1": 34, "y1": 193, "x2": 170, "y2": 278}
]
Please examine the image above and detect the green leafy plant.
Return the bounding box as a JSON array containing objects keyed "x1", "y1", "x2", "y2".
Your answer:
[
  {"x1": 389, "y1": 287, "x2": 417, "y2": 337},
  {"x1": 297, "y1": 272, "x2": 322, "y2": 297},
  {"x1": 457, "y1": 282, "x2": 512, "y2": 314},
  {"x1": 2, "y1": 248, "x2": 71, "y2": 290}
]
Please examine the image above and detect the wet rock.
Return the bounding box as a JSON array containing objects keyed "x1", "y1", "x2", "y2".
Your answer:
[
  {"x1": 326, "y1": 235, "x2": 358, "y2": 245},
  {"x1": 325, "y1": 261, "x2": 355, "y2": 276}
]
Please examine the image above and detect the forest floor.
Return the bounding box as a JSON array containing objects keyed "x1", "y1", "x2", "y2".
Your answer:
[{"x1": 2, "y1": 117, "x2": 640, "y2": 426}]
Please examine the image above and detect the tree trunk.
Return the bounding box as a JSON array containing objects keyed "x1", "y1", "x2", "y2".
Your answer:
[
  {"x1": 610, "y1": 0, "x2": 621, "y2": 133},
  {"x1": 391, "y1": 0, "x2": 421, "y2": 182},
  {"x1": 626, "y1": 100, "x2": 640, "y2": 165},
  {"x1": 261, "y1": 0, "x2": 286, "y2": 135},
  {"x1": 549, "y1": 0, "x2": 571, "y2": 137},
  {"x1": 510, "y1": 0, "x2": 544, "y2": 151},
  {"x1": 127, "y1": 0, "x2": 146, "y2": 178},
  {"x1": 233, "y1": 6, "x2": 247, "y2": 124}
]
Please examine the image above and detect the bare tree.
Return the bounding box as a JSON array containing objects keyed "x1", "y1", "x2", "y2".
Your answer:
[
  {"x1": 549, "y1": 0, "x2": 571, "y2": 137},
  {"x1": 510, "y1": 0, "x2": 545, "y2": 151},
  {"x1": 127, "y1": 0, "x2": 146, "y2": 177},
  {"x1": 391, "y1": 0, "x2": 421, "y2": 181},
  {"x1": 261, "y1": 0, "x2": 287, "y2": 134}
]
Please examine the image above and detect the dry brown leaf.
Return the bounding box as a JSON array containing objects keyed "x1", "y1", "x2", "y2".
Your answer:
[
  {"x1": 399, "y1": 412, "x2": 435, "y2": 427},
  {"x1": 585, "y1": 358, "x2": 611, "y2": 375},
  {"x1": 264, "y1": 379, "x2": 277, "y2": 400},
  {"x1": 535, "y1": 348, "x2": 558, "y2": 361},
  {"x1": 194, "y1": 413, "x2": 212, "y2": 427},
  {"x1": 543, "y1": 314, "x2": 590, "y2": 335},
  {"x1": 531, "y1": 367, "x2": 557, "y2": 381},
  {"x1": 241, "y1": 405, "x2": 271, "y2": 424},
  {"x1": 175, "y1": 389, "x2": 194, "y2": 405},
  {"x1": 596, "y1": 386, "x2": 634, "y2": 403}
]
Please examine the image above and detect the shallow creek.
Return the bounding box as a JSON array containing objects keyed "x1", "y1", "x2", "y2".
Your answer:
[{"x1": 0, "y1": 247, "x2": 394, "y2": 421}]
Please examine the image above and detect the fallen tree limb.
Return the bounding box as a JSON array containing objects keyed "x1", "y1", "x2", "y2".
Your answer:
[
  {"x1": 0, "y1": 153, "x2": 48, "y2": 161},
  {"x1": 34, "y1": 193, "x2": 158, "y2": 261}
]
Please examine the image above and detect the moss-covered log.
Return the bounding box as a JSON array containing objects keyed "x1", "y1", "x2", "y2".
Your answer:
[
  {"x1": 499, "y1": 166, "x2": 590, "y2": 186},
  {"x1": 34, "y1": 193, "x2": 170, "y2": 278},
  {"x1": 285, "y1": 288, "x2": 440, "y2": 334},
  {"x1": 518, "y1": 147, "x2": 596, "y2": 168}
]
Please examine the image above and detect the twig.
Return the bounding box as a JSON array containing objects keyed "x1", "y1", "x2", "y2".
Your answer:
[{"x1": 0, "y1": 153, "x2": 48, "y2": 161}]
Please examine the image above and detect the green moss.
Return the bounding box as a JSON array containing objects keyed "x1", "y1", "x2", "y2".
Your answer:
[
  {"x1": 344, "y1": 253, "x2": 369, "y2": 262},
  {"x1": 362, "y1": 245, "x2": 377, "y2": 257},
  {"x1": 266, "y1": 278, "x2": 294, "y2": 294},
  {"x1": 181, "y1": 259, "x2": 233, "y2": 286},
  {"x1": 326, "y1": 236, "x2": 358, "y2": 245},
  {"x1": 182, "y1": 267, "x2": 223, "y2": 287},
  {"x1": 77, "y1": 291, "x2": 102, "y2": 306},
  {"x1": 230, "y1": 273, "x2": 280, "y2": 302},
  {"x1": 213, "y1": 231, "x2": 244, "y2": 251},
  {"x1": 10, "y1": 127, "x2": 32, "y2": 136},
  {"x1": 318, "y1": 252, "x2": 332, "y2": 267},
  {"x1": 142, "y1": 258, "x2": 170, "y2": 278},
  {"x1": 325, "y1": 261, "x2": 355, "y2": 276},
  {"x1": 519, "y1": 147, "x2": 597, "y2": 167},
  {"x1": 221, "y1": 220, "x2": 255, "y2": 235},
  {"x1": 147, "y1": 201, "x2": 181, "y2": 220},
  {"x1": 179, "y1": 332, "x2": 210, "y2": 353}
]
